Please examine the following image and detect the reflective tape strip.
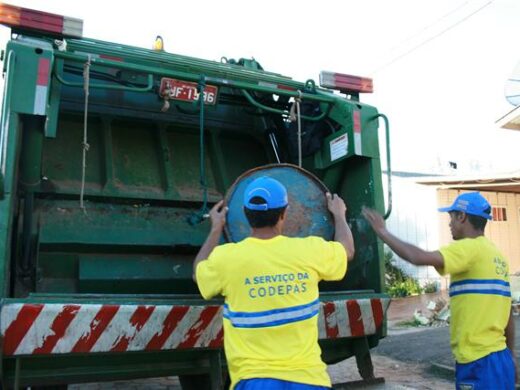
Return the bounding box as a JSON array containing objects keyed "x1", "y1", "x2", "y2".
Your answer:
[
  {"x1": 359, "y1": 298, "x2": 376, "y2": 335},
  {"x1": 34, "y1": 85, "x2": 47, "y2": 115},
  {"x1": 449, "y1": 279, "x2": 511, "y2": 297},
  {"x1": 0, "y1": 303, "x2": 223, "y2": 356},
  {"x1": 34, "y1": 58, "x2": 50, "y2": 115},
  {"x1": 224, "y1": 299, "x2": 320, "y2": 328},
  {"x1": 353, "y1": 110, "x2": 362, "y2": 155},
  {"x1": 450, "y1": 278, "x2": 510, "y2": 287},
  {"x1": 335, "y1": 300, "x2": 350, "y2": 338},
  {"x1": 0, "y1": 298, "x2": 390, "y2": 355}
]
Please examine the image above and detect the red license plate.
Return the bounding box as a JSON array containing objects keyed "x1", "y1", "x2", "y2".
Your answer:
[{"x1": 160, "y1": 78, "x2": 218, "y2": 105}]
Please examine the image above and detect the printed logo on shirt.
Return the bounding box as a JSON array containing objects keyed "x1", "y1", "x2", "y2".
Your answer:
[
  {"x1": 244, "y1": 272, "x2": 309, "y2": 299},
  {"x1": 493, "y1": 257, "x2": 508, "y2": 277}
]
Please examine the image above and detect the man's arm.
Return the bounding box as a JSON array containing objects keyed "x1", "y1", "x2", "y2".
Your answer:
[
  {"x1": 192, "y1": 200, "x2": 227, "y2": 282},
  {"x1": 362, "y1": 207, "x2": 444, "y2": 268},
  {"x1": 327, "y1": 193, "x2": 355, "y2": 261}
]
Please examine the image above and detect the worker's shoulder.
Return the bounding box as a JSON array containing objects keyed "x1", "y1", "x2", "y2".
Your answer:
[
  {"x1": 463, "y1": 236, "x2": 505, "y2": 258},
  {"x1": 283, "y1": 235, "x2": 333, "y2": 248},
  {"x1": 442, "y1": 236, "x2": 485, "y2": 253},
  {"x1": 212, "y1": 241, "x2": 242, "y2": 255}
]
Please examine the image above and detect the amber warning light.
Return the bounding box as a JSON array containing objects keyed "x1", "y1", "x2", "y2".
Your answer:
[
  {"x1": 0, "y1": 2, "x2": 83, "y2": 38},
  {"x1": 319, "y1": 71, "x2": 373, "y2": 94}
]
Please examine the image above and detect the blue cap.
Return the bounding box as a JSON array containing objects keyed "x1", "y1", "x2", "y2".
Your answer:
[
  {"x1": 438, "y1": 192, "x2": 492, "y2": 220},
  {"x1": 243, "y1": 176, "x2": 288, "y2": 211}
]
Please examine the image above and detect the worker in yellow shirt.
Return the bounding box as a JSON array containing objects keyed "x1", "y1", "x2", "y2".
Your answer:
[
  {"x1": 193, "y1": 176, "x2": 355, "y2": 390},
  {"x1": 363, "y1": 191, "x2": 516, "y2": 389}
]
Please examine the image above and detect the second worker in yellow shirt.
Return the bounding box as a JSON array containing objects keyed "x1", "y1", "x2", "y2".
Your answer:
[{"x1": 363, "y1": 191, "x2": 516, "y2": 389}]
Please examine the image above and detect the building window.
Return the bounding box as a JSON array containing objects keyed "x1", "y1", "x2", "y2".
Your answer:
[{"x1": 492, "y1": 207, "x2": 507, "y2": 222}]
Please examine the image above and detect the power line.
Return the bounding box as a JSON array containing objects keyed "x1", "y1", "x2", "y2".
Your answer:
[
  {"x1": 371, "y1": 0, "x2": 496, "y2": 75},
  {"x1": 385, "y1": 0, "x2": 471, "y2": 57}
]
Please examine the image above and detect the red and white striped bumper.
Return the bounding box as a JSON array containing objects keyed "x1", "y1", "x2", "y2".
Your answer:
[{"x1": 0, "y1": 298, "x2": 389, "y2": 356}]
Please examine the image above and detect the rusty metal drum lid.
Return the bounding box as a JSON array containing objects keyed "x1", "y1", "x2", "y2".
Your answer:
[{"x1": 224, "y1": 164, "x2": 334, "y2": 242}]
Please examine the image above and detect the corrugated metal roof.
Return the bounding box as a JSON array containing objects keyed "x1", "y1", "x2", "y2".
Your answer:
[
  {"x1": 416, "y1": 171, "x2": 520, "y2": 193},
  {"x1": 496, "y1": 105, "x2": 520, "y2": 131}
]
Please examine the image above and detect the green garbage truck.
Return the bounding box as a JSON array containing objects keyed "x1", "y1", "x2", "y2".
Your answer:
[{"x1": 0, "y1": 3, "x2": 391, "y2": 388}]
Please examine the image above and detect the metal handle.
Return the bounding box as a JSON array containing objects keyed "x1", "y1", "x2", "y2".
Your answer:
[
  {"x1": 54, "y1": 67, "x2": 154, "y2": 92},
  {"x1": 54, "y1": 51, "x2": 337, "y2": 104},
  {"x1": 0, "y1": 50, "x2": 15, "y2": 180},
  {"x1": 375, "y1": 113, "x2": 392, "y2": 219},
  {"x1": 241, "y1": 90, "x2": 329, "y2": 122}
]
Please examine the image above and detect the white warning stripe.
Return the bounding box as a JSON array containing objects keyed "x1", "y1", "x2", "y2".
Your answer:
[
  {"x1": 359, "y1": 299, "x2": 376, "y2": 335},
  {"x1": 165, "y1": 306, "x2": 205, "y2": 349},
  {"x1": 15, "y1": 304, "x2": 63, "y2": 355},
  {"x1": 0, "y1": 303, "x2": 23, "y2": 335},
  {"x1": 354, "y1": 133, "x2": 362, "y2": 155},
  {"x1": 34, "y1": 85, "x2": 47, "y2": 115},
  {"x1": 53, "y1": 304, "x2": 102, "y2": 354},
  {"x1": 335, "y1": 301, "x2": 351, "y2": 338},
  {"x1": 126, "y1": 305, "x2": 172, "y2": 351},
  {"x1": 318, "y1": 304, "x2": 327, "y2": 339},
  {"x1": 194, "y1": 306, "x2": 223, "y2": 348},
  {"x1": 91, "y1": 305, "x2": 142, "y2": 352}
]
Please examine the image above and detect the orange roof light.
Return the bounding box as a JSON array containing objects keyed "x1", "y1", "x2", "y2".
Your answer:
[
  {"x1": 0, "y1": 2, "x2": 83, "y2": 38},
  {"x1": 319, "y1": 71, "x2": 373, "y2": 94}
]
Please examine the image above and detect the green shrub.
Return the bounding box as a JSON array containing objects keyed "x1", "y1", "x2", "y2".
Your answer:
[
  {"x1": 422, "y1": 281, "x2": 439, "y2": 293},
  {"x1": 384, "y1": 248, "x2": 423, "y2": 298}
]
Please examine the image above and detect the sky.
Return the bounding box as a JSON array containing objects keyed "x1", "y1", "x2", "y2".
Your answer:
[{"x1": 1, "y1": 0, "x2": 520, "y2": 174}]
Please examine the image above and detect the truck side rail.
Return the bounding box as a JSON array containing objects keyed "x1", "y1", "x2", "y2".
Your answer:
[
  {"x1": 0, "y1": 50, "x2": 15, "y2": 182},
  {"x1": 53, "y1": 52, "x2": 336, "y2": 105},
  {"x1": 373, "y1": 113, "x2": 392, "y2": 219}
]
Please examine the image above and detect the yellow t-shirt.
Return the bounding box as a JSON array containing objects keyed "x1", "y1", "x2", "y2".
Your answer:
[
  {"x1": 196, "y1": 235, "x2": 347, "y2": 389},
  {"x1": 438, "y1": 236, "x2": 511, "y2": 363}
]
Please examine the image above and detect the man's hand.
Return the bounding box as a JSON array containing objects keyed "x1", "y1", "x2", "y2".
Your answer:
[
  {"x1": 361, "y1": 207, "x2": 386, "y2": 235},
  {"x1": 193, "y1": 200, "x2": 228, "y2": 283},
  {"x1": 209, "y1": 200, "x2": 228, "y2": 232},
  {"x1": 326, "y1": 192, "x2": 354, "y2": 261},
  {"x1": 326, "y1": 192, "x2": 347, "y2": 219}
]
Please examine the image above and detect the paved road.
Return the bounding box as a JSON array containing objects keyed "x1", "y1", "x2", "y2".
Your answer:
[
  {"x1": 375, "y1": 325, "x2": 454, "y2": 368},
  {"x1": 375, "y1": 316, "x2": 520, "y2": 370}
]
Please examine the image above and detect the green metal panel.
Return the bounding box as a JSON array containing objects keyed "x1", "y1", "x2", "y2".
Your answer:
[
  {"x1": 6, "y1": 40, "x2": 53, "y2": 116},
  {"x1": 78, "y1": 255, "x2": 194, "y2": 294},
  {"x1": 0, "y1": 105, "x2": 21, "y2": 297},
  {"x1": 38, "y1": 201, "x2": 209, "y2": 247},
  {"x1": 2, "y1": 350, "x2": 222, "y2": 387},
  {"x1": 44, "y1": 58, "x2": 63, "y2": 138}
]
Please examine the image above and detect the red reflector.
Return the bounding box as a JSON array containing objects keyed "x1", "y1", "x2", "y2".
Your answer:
[
  {"x1": 319, "y1": 71, "x2": 373, "y2": 94},
  {"x1": 20, "y1": 8, "x2": 63, "y2": 34},
  {"x1": 99, "y1": 54, "x2": 124, "y2": 62},
  {"x1": 0, "y1": 3, "x2": 82, "y2": 38}
]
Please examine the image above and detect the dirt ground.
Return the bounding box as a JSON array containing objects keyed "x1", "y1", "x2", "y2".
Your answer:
[{"x1": 328, "y1": 354, "x2": 453, "y2": 390}]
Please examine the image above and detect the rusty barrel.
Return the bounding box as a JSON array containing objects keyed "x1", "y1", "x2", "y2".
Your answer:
[{"x1": 224, "y1": 164, "x2": 334, "y2": 242}]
